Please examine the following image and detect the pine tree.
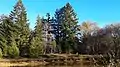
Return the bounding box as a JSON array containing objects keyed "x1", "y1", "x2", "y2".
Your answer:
[
  {"x1": 9, "y1": 0, "x2": 30, "y2": 57},
  {"x1": 0, "y1": 15, "x2": 20, "y2": 57},
  {"x1": 55, "y1": 3, "x2": 78, "y2": 53},
  {"x1": 0, "y1": 16, "x2": 7, "y2": 56},
  {"x1": 29, "y1": 15, "x2": 44, "y2": 58}
]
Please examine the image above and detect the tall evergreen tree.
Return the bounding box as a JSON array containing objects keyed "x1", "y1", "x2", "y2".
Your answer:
[
  {"x1": 0, "y1": 15, "x2": 7, "y2": 56},
  {"x1": 0, "y1": 15, "x2": 19, "y2": 57},
  {"x1": 55, "y1": 3, "x2": 78, "y2": 53},
  {"x1": 9, "y1": 0, "x2": 30, "y2": 57},
  {"x1": 29, "y1": 15, "x2": 44, "y2": 58}
]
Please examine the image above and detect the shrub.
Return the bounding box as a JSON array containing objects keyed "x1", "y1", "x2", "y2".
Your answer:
[
  {"x1": 0, "y1": 48, "x2": 3, "y2": 58},
  {"x1": 7, "y1": 45, "x2": 19, "y2": 58},
  {"x1": 29, "y1": 44, "x2": 43, "y2": 58}
]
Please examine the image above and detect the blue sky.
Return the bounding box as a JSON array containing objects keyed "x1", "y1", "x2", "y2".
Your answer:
[{"x1": 0, "y1": 0, "x2": 120, "y2": 29}]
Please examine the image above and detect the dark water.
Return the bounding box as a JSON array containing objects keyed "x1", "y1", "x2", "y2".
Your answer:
[
  {"x1": 24, "y1": 64, "x2": 118, "y2": 67},
  {"x1": 20, "y1": 65, "x2": 107, "y2": 67},
  {"x1": 10, "y1": 62, "x2": 119, "y2": 67},
  {"x1": 11, "y1": 64, "x2": 118, "y2": 67},
  {"x1": 41, "y1": 64, "x2": 91, "y2": 67},
  {"x1": 19, "y1": 63, "x2": 106, "y2": 67}
]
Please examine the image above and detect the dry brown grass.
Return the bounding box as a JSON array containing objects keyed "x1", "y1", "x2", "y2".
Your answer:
[
  {"x1": 0, "y1": 61, "x2": 48, "y2": 66},
  {"x1": 0, "y1": 62, "x2": 28, "y2": 67},
  {"x1": 0, "y1": 54, "x2": 102, "y2": 66}
]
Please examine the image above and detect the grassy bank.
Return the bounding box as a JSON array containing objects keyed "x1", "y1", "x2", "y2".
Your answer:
[
  {"x1": 0, "y1": 59, "x2": 48, "y2": 66},
  {"x1": 0, "y1": 54, "x2": 109, "y2": 66}
]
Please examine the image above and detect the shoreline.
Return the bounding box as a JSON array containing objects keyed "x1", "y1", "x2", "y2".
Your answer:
[{"x1": 0, "y1": 54, "x2": 103, "y2": 66}]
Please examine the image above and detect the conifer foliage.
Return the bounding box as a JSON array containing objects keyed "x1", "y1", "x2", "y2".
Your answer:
[
  {"x1": 0, "y1": 0, "x2": 119, "y2": 60},
  {"x1": 29, "y1": 15, "x2": 44, "y2": 58},
  {"x1": 9, "y1": 0, "x2": 30, "y2": 57},
  {"x1": 55, "y1": 3, "x2": 78, "y2": 53}
]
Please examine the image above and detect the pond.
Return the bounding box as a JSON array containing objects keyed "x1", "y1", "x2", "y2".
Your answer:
[
  {"x1": 19, "y1": 62, "x2": 111, "y2": 67},
  {"x1": 21, "y1": 64, "x2": 113, "y2": 67}
]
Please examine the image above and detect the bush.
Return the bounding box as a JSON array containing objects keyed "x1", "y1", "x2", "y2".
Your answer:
[
  {"x1": 2, "y1": 44, "x2": 7, "y2": 57},
  {"x1": 7, "y1": 45, "x2": 19, "y2": 58},
  {"x1": 29, "y1": 37, "x2": 44, "y2": 58},
  {"x1": 29, "y1": 44, "x2": 43, "y2": 58},
  {"x1": 0, "y1": 48, "x2": 3, "y2": 58}
]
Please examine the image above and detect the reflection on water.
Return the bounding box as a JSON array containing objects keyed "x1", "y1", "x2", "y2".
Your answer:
[
  {"x1": 22, "y1": 65, "x2": 97, "y2": 67},
  {"x1": 10, "y1": 61, "x2": 120, "y2": 67},
  {"x1": 23, "y1": 64, "x2": 118, "y2": 67},
  {"x1": 11, "y1": 64, "x2": 118, "y2": 67},
  {"x1": 17, "y1": 63, "x2": 105, "y2": 67}
]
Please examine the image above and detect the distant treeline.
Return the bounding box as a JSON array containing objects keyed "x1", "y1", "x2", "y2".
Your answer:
[{"x1": 0, "y1": 0, "x2": 120, "y2": 62}]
